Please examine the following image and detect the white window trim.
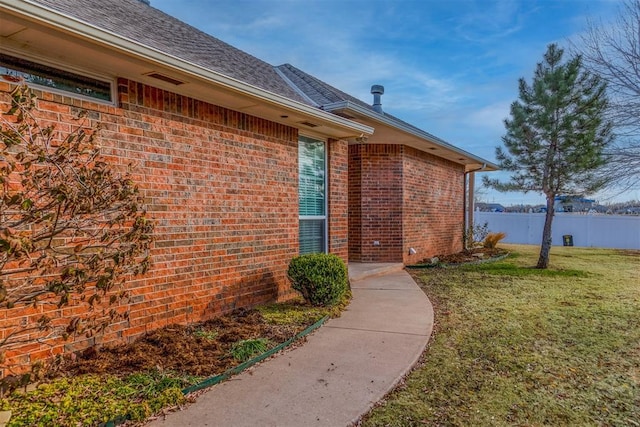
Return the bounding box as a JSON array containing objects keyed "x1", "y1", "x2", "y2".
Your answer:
[{"x1": 299, "y1": 135, "x2": 328, "y2": 254}]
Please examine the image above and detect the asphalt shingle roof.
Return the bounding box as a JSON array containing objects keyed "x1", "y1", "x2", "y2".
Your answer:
[
  {"x1": 28, "y1": 0, "x2": 487, "y2": 160},
  {"x1": 276, "y1": 63, "x2": 374, "y2": 109},
  {"x1": 277, "y1": 63, "x2": 454, "y2": 146},
  {"x1": 32, "y1": 0, "x2": 310, "y2": 104}
]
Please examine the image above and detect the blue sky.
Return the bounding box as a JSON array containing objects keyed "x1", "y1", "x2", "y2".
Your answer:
[{"x1": 151, "y1": 0, "x2": 634, "y2": 205}]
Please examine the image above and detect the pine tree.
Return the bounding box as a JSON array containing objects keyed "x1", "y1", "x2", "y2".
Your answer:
[{"x1": 484, "y1": 44, "x2": 613, "y2": 268}]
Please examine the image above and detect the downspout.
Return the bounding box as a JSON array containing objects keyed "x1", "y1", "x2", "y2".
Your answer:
[{"x1": 463, "y1": 163, "x2": 487, "y2": 249}]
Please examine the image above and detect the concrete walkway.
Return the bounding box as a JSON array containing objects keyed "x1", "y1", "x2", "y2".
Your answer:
[{"x1": 148, "y1": 265, "x2": 434, "y2": 427}]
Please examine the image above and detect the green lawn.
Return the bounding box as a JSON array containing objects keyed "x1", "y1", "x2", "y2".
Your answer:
[{"x1": 362, "y1": 244, "x2": 640, "y2": 427}]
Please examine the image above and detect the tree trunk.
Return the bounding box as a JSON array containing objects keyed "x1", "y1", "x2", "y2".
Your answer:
[{"x1": 537, "y1": 195, "x2": 555, "y2": 269}]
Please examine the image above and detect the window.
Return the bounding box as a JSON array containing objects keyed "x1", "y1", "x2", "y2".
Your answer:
[
  {"x1": 299, "y1": 136, "x2": 326, "y2": 254},
  {"x1": 0, "y1": 53, "x2": 112, "y2": 102}
]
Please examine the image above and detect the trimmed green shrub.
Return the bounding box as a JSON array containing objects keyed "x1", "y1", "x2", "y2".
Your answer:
[{"x1": 287, "y1": 254, "x2": 349, "y2": 306}]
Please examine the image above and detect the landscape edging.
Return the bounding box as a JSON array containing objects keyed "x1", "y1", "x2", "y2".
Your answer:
[
  {"x1": 102, "y1": 315, "x2": 330, "y2": 426},
  {"x1": 182, "y1": 314, "x2": 330, "y2": 394}
]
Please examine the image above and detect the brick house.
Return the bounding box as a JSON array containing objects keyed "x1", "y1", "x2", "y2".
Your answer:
[
  {"x1": 0, "y1": 0, "x2": 495, "y2": 373},
  {"x1": 277, "y1": 65, "x2": 497, "y2": 263}
]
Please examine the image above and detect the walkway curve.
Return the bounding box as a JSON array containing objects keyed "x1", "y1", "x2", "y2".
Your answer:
[{"x1": 148, "y1": 268, "x2": 434, "y2": 427}]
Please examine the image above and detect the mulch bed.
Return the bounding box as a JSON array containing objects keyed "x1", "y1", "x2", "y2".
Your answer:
[
  {"x1": 413, "y1": 247, "x2": 509, "y2": 266},
  {"x1": 46, "y1": 248, "x2": 512, "y2": 380},
  {"x1": 49, "y1": 308, "x2": 303, "y2": 379}
]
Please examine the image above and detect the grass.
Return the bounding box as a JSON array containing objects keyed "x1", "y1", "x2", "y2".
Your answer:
[
  {"x1": 362, "y1": 244, "x2": 640, "y2": 427},
  {"x1": 0, "y1": 371, "x2": 191, "y2": 426},
  {"x1": 257, "y1": 300, "x2": 329, "y2": 325},
  {"x1": 257, "y1": 290, "x2": 352, "y2": 325},
  {"x1": 191, "y1": 328, "x2": 219, "y2": 340},
  {"x1": 230, "y1": 338, "x2": 272, "y2": 362}
]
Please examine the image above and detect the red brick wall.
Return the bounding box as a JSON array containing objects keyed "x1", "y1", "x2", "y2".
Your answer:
[
  {"x1": 328, "y1": 138, "x2": 349, "y2": 262},
  {"x1": 348, "y1": 144, "x2": 465, "y2": 264},
  {"x1": 348, "y1": 144, "x2": 404, "y2": 262},
  {"x1": 0, "y1": 79, "x2": 349, "y2": 374},
  {"x1": 348, "y1": 144, "x2": 362, "y2": 261},
  {"x1": 402, "y1": 146, "x2": 464, "y2": 264}
]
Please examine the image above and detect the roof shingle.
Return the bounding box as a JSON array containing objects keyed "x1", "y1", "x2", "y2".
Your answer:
[
  {"x1": 32, "y1": 0, "x2": 310, "y2": 104},
  {"x1": 277, "y1": 63, "x2": 379, "y2": 111},
  {"x1": 277, "y1": 63, "x2": 456, "y2": 146}
]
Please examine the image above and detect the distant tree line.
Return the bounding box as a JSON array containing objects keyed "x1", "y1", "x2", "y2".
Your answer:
[{"x1": 475, "y1": 201, "x2": 640, "y2": 215}]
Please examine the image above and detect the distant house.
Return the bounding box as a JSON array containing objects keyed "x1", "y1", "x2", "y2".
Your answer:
[
  {"x1": 590, "y1": 204, "x2": 609, "y2": 214},
  {"x1": 476, "y1": 202, "x2": 505, "y2": 212},
  {"x1": 554, "y1": 196, "x2": 596, "y2": 213},
  {"x1": 616, "y1": 206, "x2": 640, "y2": 215},
  {"x1": 0, "y1": 0, "x2": 496, "y2": 372}
]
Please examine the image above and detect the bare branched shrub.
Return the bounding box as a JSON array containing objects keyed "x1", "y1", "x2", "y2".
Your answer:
[
  {"x1": 0, "y1": 85, "x2": 153, "y2": 370},
  {"x1": 465, "y1": 222, "x2": 489, "y2": 249}
]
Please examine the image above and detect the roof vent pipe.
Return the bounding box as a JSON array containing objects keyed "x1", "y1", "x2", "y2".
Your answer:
[{"x1": 371, "y1": 85, "x2": 384, "y2": 113}]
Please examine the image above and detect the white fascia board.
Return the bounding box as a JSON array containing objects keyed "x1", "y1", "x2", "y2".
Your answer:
[
  {"x1": 323, "y1": 100, "x2": 498, "y2": 170},
  {"x1": 0, "y1": 0, "x2": 373, "y2": 138}
]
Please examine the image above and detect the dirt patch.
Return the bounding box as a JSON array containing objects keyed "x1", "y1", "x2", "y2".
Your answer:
[
  {"x1": 615, "y1": 249, "x2": 640, "y2": 257},
  {"x1": 49, "y1": 308, "x2": 308, "y2": 379},
  {"x1": 415, "y1": 247, "x2": 509, "y2": 266}
]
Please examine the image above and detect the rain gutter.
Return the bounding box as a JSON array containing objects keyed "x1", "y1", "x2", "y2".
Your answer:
[{"x1": 322, "y1": 100, "x2": 498, "y2": 170}]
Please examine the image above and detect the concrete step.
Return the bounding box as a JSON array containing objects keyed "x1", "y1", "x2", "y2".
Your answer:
[{"x1": 348, "y1": 262, "x2": 405, "y2": 282}]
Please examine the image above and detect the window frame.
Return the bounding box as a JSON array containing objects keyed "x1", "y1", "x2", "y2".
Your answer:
[
  {"x1": 0, "y1": 50, "x2": 116, "y2": 105},
  {"x1": 298, "y1": 135, "x2": 328, "y2": 255}
]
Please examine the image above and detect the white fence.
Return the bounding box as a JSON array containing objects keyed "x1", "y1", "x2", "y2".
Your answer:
[{"x1": 474, "y1": 212, "x2": 640, "y2": 249}]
